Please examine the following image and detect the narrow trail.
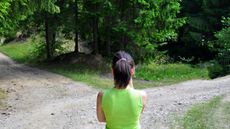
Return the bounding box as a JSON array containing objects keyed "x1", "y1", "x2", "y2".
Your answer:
[{"x1": 0, "y1": 52, "x2": 229, "y2": 129}]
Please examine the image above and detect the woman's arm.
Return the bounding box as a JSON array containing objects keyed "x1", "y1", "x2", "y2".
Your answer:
[
  {"x1": 141, "y1": 91, "x2": 147, "y2": 113},
  {"x1": 96, "y1": 91, "x2": 106, "y2": 122}
]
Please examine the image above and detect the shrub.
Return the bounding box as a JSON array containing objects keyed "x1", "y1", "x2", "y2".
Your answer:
[
  {"x1": 213, "y1": 16, "x2": 230, "y2": 77},
  {"x1": 30, "y1": 36, "x2": 46, "y2": 61},
  {"x1": 207, "y1": 61, "x2": 224, "y2": 79}
]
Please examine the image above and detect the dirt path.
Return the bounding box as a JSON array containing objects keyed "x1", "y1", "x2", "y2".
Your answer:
[{"x1": 0, "y1": 52, "x2": 230, "y2": 129}]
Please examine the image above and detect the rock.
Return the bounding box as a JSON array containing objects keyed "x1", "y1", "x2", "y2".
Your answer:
[
  {"x1": 1, "y1": 112, "x2": 10, "y2": 116},
  {"x1": 178, "y1": 102, "x2": 182, "y2": 105}
]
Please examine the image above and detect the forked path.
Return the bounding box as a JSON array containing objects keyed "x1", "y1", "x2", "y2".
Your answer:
[{"x1": 0, "y1": 52, "x2": 229, "y2": 129}]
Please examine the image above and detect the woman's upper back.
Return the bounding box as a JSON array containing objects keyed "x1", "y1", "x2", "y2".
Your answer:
[{"x1": 102, "y1": 88, "x2": 143, "y2": 129}]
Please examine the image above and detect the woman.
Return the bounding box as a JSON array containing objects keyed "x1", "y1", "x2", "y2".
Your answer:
[{"x1": 96, "y1": 51, "x2": 147, "y2": 129}]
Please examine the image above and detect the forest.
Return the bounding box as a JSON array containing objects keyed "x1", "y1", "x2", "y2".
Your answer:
[
  {"x1": 0, "y1": 1, "x2": 230, "y2": 128},
  {"x1": 0, "y1": 0, "x2": 230, "y2": 79}
]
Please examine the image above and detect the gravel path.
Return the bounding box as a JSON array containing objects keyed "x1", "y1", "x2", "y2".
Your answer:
[{"x1": 0, "y1": 52, "x2": 229, "y2": 129}]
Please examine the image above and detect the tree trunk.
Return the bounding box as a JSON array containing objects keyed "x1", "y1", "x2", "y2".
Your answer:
[
  {"x1": 93, "y1": 16, "x2": 99, "y2": 54},
  {"x1": 45, "y1": 13, "x2": 52, "y2": 60},
  {"x1": 74, "y1": 0, "x2": 79, "y2": 53},
  {"x1": 120, "y1": 0, "x2": 126, "y2": 50},
  {"x1": 105, "y1": 16, "x2": 111, "y2": 56}
]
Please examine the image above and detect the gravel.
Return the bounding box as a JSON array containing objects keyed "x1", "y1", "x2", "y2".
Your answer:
[{"x1": 0, "y1": 52, "x2": 230, "y2": 129}]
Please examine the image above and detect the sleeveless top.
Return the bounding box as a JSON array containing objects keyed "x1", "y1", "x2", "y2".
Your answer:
[{"x1": 102, "y1": 88, "x2": 143, "y2": 129}]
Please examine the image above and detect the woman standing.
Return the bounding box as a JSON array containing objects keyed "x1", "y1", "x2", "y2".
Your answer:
[{"x1": 96, "y1": 51, "x2": 147, "y2": 129}]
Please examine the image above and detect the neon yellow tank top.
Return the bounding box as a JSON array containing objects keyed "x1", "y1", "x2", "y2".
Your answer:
[{"x1": 102, "y1": 88, "x2": 143, "y2": 129}]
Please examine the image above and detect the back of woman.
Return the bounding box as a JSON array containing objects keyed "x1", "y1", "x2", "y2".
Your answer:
[
  {"x1": 96, "y1": 51, "x2": 147, "y2": 129},
  {"x1": 102, "y1": 88, "x2": 143, "y2": 129}
]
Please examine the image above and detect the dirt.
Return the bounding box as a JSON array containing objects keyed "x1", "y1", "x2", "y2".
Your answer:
[{"x1": 0, "y1": 52, "x2": 230, "y2": 129}]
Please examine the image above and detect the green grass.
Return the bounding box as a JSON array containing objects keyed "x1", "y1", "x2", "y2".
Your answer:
[
  {"x1": 41, "y1": 64, "x2": 164, "y2": 89},
  {"x1": 40, "y1": 63, "x2": 114, "y2": 89},
  {"x1": 221, "y1": 101, "x2": 230, "y2": 124},
  {"x1": 136, "y1": 62, "x2": 209, "y2": 84},
  {"x1": 0, "y1": 40, "x2": 210, "y2": 89},
  {"x1": 175, "y1": 96, "x2": 230, "y2": 129},
  {"x1": 182, "y1": 96, "x2": 222, "y2": 129},
  {"x1": 0, "y1": 41, "x2": 35, "y2": 63}
]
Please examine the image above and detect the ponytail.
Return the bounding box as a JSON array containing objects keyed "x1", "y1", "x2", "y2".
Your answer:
[{"x1": 112, "y1": 51, "x2": 135, "y2": 88}]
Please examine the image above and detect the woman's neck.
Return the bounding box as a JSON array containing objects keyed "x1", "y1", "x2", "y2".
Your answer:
[{"x1": 114, "y1": 78, "x2": 133, "y2": 89}]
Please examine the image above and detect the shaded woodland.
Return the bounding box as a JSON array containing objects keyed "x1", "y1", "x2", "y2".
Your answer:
[{"x1": 0, "y1": 0, "x2": 230, "y2": 77}]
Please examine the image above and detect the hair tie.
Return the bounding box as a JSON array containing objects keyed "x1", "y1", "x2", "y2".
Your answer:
[{"x1": 120, "y1": 58, "x2": 127, "y2": 61}]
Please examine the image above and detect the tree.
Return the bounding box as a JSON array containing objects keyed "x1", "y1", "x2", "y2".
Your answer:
[
  {"x1": 134, "y1": 0, "x2": 185, "y2": 49},
  {"x1": 0, "y1": 0, "x2": 32, "y2": 37},
  {"x1": 74, "y1": 0, "x2": 79, "y2": 53},
  {"x1": 29, "y1": 0, "x2": 60, "y2": 60},
  {"x1": 0, "y1": 0, "x2": 11, "y2": 35},
  {"x1": 215, "y1": 16, "x2": 230, "y2": 74},
  {"x1": 1, "y1": 0, "x2": 186, "y2": 62},
  {"x1": 174, "y1": 0, "x2": 230, "y2": 62}
]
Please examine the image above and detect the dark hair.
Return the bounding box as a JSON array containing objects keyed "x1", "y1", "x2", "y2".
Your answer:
[{"x1": 112, "y1": 51, "x2": 135, "y2": 88}]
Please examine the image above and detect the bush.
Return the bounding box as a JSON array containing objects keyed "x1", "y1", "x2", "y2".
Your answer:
[
  {"x1": 213, "y1": 16, "x2": 230, "y2": 77},
  {"x1": 30, "y1": 34, "x2": 71, "y2": 61},
  {"x1": 30, "y1": 36, "x2": 46, "y2": 61},
  {"x1": 207, "y1": 61, "x2": 224, "y2": 79}
]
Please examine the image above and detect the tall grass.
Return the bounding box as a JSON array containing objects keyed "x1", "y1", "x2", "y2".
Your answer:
[
  {"x1": 136, "y1": 62, "x2": 209, "y2": 83},
  {"x1": 0, "y1": 41, "x2": 34, "y2": 63}
]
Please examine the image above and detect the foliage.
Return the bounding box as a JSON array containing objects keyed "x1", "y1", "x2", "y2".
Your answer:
[
  {"x1": 30, "y1": 36, "x2": 47, "y2": 61},
  {"x1": 29, "y1": 0, "x2": 60, "y2": 13},
  {"x1": 1, "y1": 0, "x2": 230, "y2": 76},
  {"x1": 213, "y1": 16, "x2": 230, "y2": 77},
  {"x1": 0, "y1": 0, "x2": 29, "y2": 36},
  {"x1": 170, "y1": 0, "x2": 230, "y2": 62},
  {"x1": 134, "y1": 0, "x2": 185, "y2": 48},
  {"x1": 207, "y1": 60, "x2": 224, "y2": 79}
]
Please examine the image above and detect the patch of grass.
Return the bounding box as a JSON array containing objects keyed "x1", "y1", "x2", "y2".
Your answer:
[
  {"x1": 222, "y1": 102, "x2": 230, "y2": 124},
  {"x1": 0, "y1": 40, "x2": 35, "y2": 63},
  {"x1": 40, "y1": 63, "x2": 167, "y2": 89},
  {"x1": 41, "y1": 63, "x2": 113, "y2": 89},
  {"x1": 214, "y1": 101, "x2": 230, "y2": 129},
  {"x1": 178, "y1": 96, "x2": 223, "y2": 129},
  {"x1": 0, "y1": 40, "x2": 210, "y2": 89},
  {"x1": 136, "y1": 62, "x2": 209, "y2": 84}
]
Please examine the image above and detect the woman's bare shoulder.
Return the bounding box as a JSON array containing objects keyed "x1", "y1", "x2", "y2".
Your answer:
[
  {"x1": 140, "y1": 90, "x2": 147, "y2": 98},
  {"x1": 97, "y1": 91, "x2": 104, "y2": 98}
]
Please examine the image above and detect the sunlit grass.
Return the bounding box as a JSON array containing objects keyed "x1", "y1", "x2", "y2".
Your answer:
[
  {"x1": 136, "y1": 62, "x2": 209, "y2": 83},
  {"x1": 174, "y1": 96, "x2": 230, "y2": 129},
  {"x1": 0, "y1": 41, "x2": 34, "y2": 63},
  {"x1": 40, "y1": 63, "x2": 113, "y2": 89}
]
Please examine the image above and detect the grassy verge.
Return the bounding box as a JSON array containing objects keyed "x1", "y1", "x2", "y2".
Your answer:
[
  {"x1": 40, "y1": 63, "x2": 113, "y2": 89},
  {"x1": 0, "y1": 40, "x2": 35, "y2": 64},
  {"x1": 135, "y1": 62, "x2": 209, "y2": 83},
  {"x1": 182, "y1": 96, "x2": 222, "y2": 129},
  {"x1": 0, "y1": 40, "x2": 210, "y2": 89},
  {"x1": 175, "y1": 96, "x2": 230, "y2": 129}
]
